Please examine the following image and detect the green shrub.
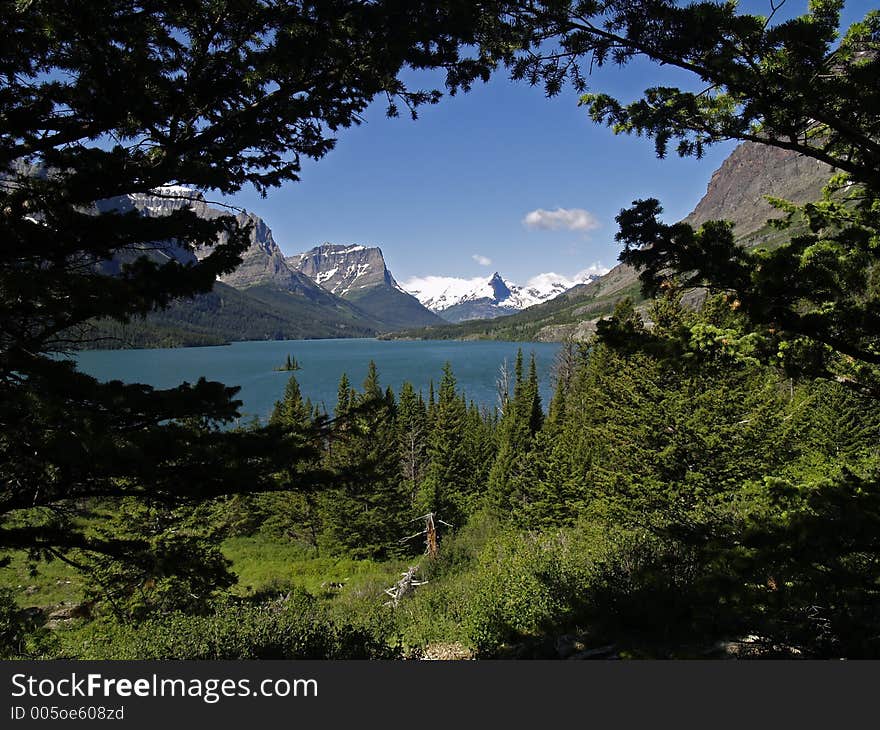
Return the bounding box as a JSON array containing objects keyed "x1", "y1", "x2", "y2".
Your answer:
[
  {"x1": 461, "y1": 530, "x2": 593, "y2": 654},
  {"x1": 59, "y1": 589, "x2": 401, "y2": 660},
  {"x1": 402, "y1": 521, "x2": 704, "y2": 657}
]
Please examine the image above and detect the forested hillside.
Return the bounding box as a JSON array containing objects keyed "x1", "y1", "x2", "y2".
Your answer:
[{"x1": 86, "y1": 281, "x2": 379, "y2": 349}]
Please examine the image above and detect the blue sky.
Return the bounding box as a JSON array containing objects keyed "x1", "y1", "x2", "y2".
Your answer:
[{"x1": 224, "y1": 0, "x2": 870, "y2": 284}]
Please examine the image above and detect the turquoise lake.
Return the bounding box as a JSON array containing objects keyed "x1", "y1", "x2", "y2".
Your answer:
[{"x1": 74, "y1": 339, "x2": 563, "y2": 424}]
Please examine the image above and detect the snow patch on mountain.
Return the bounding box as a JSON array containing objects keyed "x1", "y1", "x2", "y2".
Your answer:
[
  {"x1": 402, "y1": 266, "x2": 608, "y2": 314},
  {"x1": 404, "y1": 275, "x2": 497, "y2": 311},
  {"x1": 314, "y1": 267, "x2": 338, "y2": 285},
  {"x1": 152, "y1": 184, "x2": 197, "y2": 197}
]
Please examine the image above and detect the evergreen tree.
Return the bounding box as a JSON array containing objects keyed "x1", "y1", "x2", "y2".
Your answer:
[
  {"x1": 86, "y1": 497, "x2": 235, "y2": 623},
  {"x1": 269, "y1": 375, "x2": 311, "y2": 429},
  {"x1": 322, "y1": 363, "x2": 407, "y2": 559},
  {"x1": 419, "y1": 363, "x2": 470, "y2": 524},
  {"x1": 334, "y1": 373, "x2": 354, "y2": 418},
  {"x1": 427, "y1": 380, "x2": 436, "y2": 422},
  {"x1": 262, "y1": 375, "x2": 324, "y2": 550},
  {"x1": 526, "y1": 353, "x2": 544, "y2": 436},
  {"x1": 0, "y1": 0, "x2": 508, "y2": 579},
  {"x1": 487, "y1": 349, "x2": 543, "y2": 517},
  {"x1": 397, "y1": 381, "x2": 429, "y2": 510},
  {"x1": 518, "y1": 295, "x2": 805, "y2": 528},
  {"x1": 788, "y1": 380, "x2": 880, "y2": 480},
  {"x1": 362, "y1": 360, "x2": 383, "y2": 401},
  {"x1": 463, "y1": 401, "x2": 496, "y2": 511}
]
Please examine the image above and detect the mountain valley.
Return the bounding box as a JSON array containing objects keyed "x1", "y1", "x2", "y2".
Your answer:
[{"x1": 86, "y1": 138, "x2": 835, "y2": 349}]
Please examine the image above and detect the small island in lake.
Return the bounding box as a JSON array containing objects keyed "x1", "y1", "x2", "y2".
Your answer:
[{"x1": 274, "y1": 353, "x2": 301, "y2": 372}]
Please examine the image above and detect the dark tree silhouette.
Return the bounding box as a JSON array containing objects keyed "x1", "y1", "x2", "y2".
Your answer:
[{"x1": 0, "y1": 0, "x2": 503, "y2": 571}]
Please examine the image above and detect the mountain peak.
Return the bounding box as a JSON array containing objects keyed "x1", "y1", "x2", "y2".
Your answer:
[
  {"x1": 315, "y1": 242, "x2": 372, "y2": 256},
  {"x1": 286, "y1": 243, "x2": 442, "y2": 329},
  {"x1": 488, "y1": 272, "x2": 511, "y2": 302},
  {"x1": 289, "y1": 243, "x2": 390, "y2": 296},
  {"x1": 403, "y1": 268, "x2": 606, "y2": 323}
]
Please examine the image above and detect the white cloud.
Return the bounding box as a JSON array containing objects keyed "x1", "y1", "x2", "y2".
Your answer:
[
  {"x1": 472, "y1": 254, "x2": 492, "y2": 266},
  {"x1": 522, "y1": 207, "x2": 600, "y2": 232}
]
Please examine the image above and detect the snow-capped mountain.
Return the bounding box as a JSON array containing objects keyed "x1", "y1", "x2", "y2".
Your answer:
[
  {"x1": 288, "y1": 243, "x2": 404, "y2": 297},
  {"x1": 121, "y1": 191, "x2": 440, "y2": 334},
  {"x1": 403, "y1": 269, "x2": 606, "y2": 323},
  {"x1": 125, "y1": 187, "x2": 330, "y2": 297},
  {"x1": 287, "y1": 243, "x2": 443, "y2": 329}
]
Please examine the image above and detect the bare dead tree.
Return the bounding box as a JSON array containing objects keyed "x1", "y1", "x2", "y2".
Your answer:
[
  {"x1": 497, "y1": 357, "x2": 512, "y2": 416},
  {"x1": 552, "y1": 338, "x2": 579, "y2": 392},
  {"x1": 383, "y1": 566, "x2": 427, "y2": 607},
  {"x1": 400, "y1": 424, "x2": 426, "y2": 507},
  {"x1": 400, "y1": 512, "x2": 453, "y2": 559}
]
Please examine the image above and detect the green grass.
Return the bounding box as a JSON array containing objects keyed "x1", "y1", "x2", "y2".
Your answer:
[
  {"x1": 0, "y1": 535, "x2": 411, "y2": 612},
  {"x1": 2, "y1": 535, "x2": 446, "y2": 658},
  {"x1": 0, "y1": 553, "x2": 86, "y2": 609},
  {"x1": 0, "y1": 519, "x2": 605, "y2": 658},
  {"x1": 221, "y1": 535, "x2": 410, "y2": 599}
]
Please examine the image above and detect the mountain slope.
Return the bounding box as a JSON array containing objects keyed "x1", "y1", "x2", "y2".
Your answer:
[
  {"x1": 130, "y1": 190, "x2": 367, "y2": 306},
  {"x1": 683, "y1": 141, "x2": 832, "y2": 238},
  {"x1": 287, "y1": 244, "x2": 443, "y2": 329},
  {"x1": 89, "y1": 190, "x2": 388, "y2": 346},
  {"x1": 388, "y1": 141, "x2": 835, "y2": 342},
  {"x1": 217, "y1": 214, "x2": 337, "y2": 300},
  {"x1": 87, "y1": 279, "x2": 378, "y2": 349}
]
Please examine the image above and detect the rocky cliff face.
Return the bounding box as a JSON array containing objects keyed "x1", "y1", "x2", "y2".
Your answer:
[
  {"x1": 429, "y1": 141, "x2": 835, "y2": 342},
  {"x1": 127, "y1": 188, "x2": 337, "y2": 300},
  {"x1": 488, "y1": 272, "x2": 512, "y2": 302},
  {"x1": 288, "y1": 244, "x2": 394, "y2": 296},
  {"x1": 216, "y1": 213, "x2": 330, "y2": 299},
  {"x1": 287, "y1": 244, "x2": 443, "y2": 328},
  {"x1": 684, "y1": 141, "x2": 833, "y2": 237}
]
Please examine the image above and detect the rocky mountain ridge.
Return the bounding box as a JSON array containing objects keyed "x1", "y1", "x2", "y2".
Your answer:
[
  {"x1": 683, "y1": 141, "x2": 832, "y2": 237},
  {"x1": 288, "y1": 244, "x2": 397, "y2": 296},
  {"x1": 107, "y1": 190, "x2": 440, "y2": 345},
  {"x1": 128, "y1": 188, "x2": 342, "y2": 301},
  {"x1": 287, "y1": 243, "x2": 443, "y2": 329}
]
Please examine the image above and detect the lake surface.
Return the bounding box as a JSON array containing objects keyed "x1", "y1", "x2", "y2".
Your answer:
[{"x1": 74, "y1": 339, "x2": 562, "y2": 423}]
